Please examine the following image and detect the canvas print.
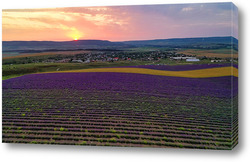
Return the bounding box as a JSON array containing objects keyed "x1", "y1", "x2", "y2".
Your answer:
[{"x1": 2, "y1": 2, "x2": 238, "y2": 150}]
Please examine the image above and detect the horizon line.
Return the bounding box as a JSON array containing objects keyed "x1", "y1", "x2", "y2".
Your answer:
[{"x1": 2, "y1": 36, "x2": 238, "y2": 42}]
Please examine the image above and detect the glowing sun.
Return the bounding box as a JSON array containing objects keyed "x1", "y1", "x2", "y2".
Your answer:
[
  {"x1": 68, "y1": 29, "x2": 83, "y2": 41},
  {"x1": 73, "y1": 36, "x2": 79, "y2": 41}
]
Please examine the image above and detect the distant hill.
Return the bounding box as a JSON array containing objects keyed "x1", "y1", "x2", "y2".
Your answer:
[
  {"x1": 2, "y1": 36, "x2": 238, "y2": 53},
  {"x1": 122, "y1": 36, "x2": 238, "y2": 49},
  {"x1": 2, "y1": 40, "x2": 132, "y2": 52},
  {"x1": 3, "y1": 40, "x2": 124, "y2": 47}
]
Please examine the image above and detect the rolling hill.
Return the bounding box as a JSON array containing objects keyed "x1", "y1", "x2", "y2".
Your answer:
[{"x1": 2, "y1": 36, "x2": 238, "y2": 53}]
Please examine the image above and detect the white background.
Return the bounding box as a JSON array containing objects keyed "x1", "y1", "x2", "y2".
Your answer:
[{"x1": 0, "y1": 0, "x2": 249, "y2": 161}]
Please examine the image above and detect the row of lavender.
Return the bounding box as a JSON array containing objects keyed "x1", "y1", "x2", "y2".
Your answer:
[
  {"x1": 2, "y1": 88, "x2": 237, "y2": 149},
  {"x1": 3, "y1": 72, "x2": 238, "y2": 98}
]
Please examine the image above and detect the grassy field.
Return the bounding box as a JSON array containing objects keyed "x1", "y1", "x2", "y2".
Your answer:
[
  {"x1": 178, "y1": 48, "x2": 238, "y2": 58},
  {"x1": 2, "y1": 61, "x2": 148, "y2": 80}
]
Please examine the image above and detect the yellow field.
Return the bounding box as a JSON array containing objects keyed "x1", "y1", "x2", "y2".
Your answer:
[{"x1": 43, "y1": 66, "x2": 238, "y2": 78}]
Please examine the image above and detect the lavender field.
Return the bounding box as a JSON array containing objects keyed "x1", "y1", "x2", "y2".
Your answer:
[{"x1": 2, "y1": 65, "x2": 238, "y2": 149}]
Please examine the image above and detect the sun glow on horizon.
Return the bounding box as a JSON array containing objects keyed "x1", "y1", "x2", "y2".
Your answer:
[
  {"x1": 66, "y1": 27, "x2": 83, "y2": 41},
  {"x1": 70, "y1": 33, "x2": 81, "y2": 41}
]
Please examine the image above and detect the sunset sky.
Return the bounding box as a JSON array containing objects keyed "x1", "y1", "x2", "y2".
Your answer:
[{"x1": 2, "y1": 2, "x2": 238, "y2": 41}]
